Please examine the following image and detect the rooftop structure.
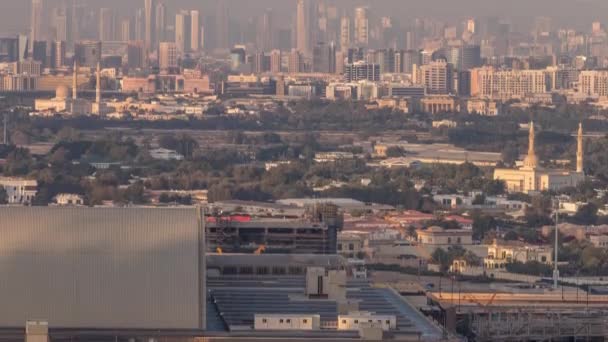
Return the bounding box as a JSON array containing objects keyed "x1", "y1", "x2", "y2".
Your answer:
[
  {"x1": 375, "y1": 142, "x2": 502, "y2": 167},
  {"x1": 277, "y1": 198, "x2": 395, "y2": 212},
  {"x1": 206, "y1": 272, "x2": 444, "y2": 340},
  {"x1": 211, "y1": 200, "x2": 304, "y2": 218},
  {"x1": 206, "y1": 253, "x2": 349, "y2": 277}
]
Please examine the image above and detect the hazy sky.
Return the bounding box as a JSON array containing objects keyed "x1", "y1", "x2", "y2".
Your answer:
[{"x1": 1, "y1": 0, "x2": 607, "y2": 34}]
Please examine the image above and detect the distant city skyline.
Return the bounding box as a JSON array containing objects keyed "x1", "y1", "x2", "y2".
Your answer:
[{"x1": 2, "y1": 0, "x2": 608, "y2": 35}]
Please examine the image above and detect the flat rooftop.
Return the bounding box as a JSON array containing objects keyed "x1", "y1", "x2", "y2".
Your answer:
[{"x1": 206, "y1": 275, "x2": 445, "y2": 340}]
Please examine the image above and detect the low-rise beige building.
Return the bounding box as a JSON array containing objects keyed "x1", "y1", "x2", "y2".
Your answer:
[
  {"x1": 420, "y1": 95, "x2": 460, "y2": 114},
  {"x1": 376, "y1": 98, "x2": 410, "y2": 113},
  {"x1": 416, "y1": 226, "x2": 473, "y2": 246},
  {"x1": 485, "y1": 240, "x2": 553, "y2": 269},
  {"x1": 467, "y1": 98, "x2": 499, "y2": 116},
  {"x1": 338, "y1": 232, "x2": 365, "y2": 258},
  {"x1": 589, "y1": 234, "x2": 608, "y2": 248}
]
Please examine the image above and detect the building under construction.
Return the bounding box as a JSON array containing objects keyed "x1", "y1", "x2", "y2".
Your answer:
[
  {"x1": 207, "y1": 219, "x2": 338, "y2": 254},
  {"x1": 207, "y1": 203, "x2": 343, "y2": 254},
  {"x1": 427, "y1": 291, "x2": 608, "y2": 341}
]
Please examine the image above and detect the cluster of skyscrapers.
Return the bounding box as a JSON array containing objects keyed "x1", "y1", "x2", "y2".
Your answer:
[{"x1": 1, "y1": 0, "x2": 608, "y2": 108}]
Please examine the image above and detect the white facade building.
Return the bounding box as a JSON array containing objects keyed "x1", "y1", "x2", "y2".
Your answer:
[
  {"x1": 485, "y1": 240, "x2": 553, "y2": 269},
  {"x1": 589, "y1": 234, "x2": 608, "y2": 248},
  {"x1": 149, "y1": 148, "x2": 185, "y2": 161},
  {"x1": 0, "y1": 177, "x2": 38, "y2": 204},
  {"x1": 53, "y1": 193, "x2": 85, "y2": 206}
]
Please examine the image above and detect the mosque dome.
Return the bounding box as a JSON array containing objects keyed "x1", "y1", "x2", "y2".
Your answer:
[{"x1": 55, "y1": 85, "x2": 70, "y2": 100}]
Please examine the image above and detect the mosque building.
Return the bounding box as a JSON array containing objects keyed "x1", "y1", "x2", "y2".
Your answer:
[
  {"x1": 35, "y1": 62, "x2": 111, "y2": 116},
  {"x1": 494, "y1": 122, "x2": 585, "y2": 193}
]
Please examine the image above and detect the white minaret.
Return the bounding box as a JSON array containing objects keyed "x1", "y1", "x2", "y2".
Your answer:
[
  {"x1": 576, "y1": 123, "x2": 584, "y2": 173},
  {"x1": 72, "y1": 60, "x2": 78, "y2": 100},
  {"x1": 522, "y1": 121, "x2": 539, "y2": 170},
  {"x1": 96, "y1": 62, "x2": 101, "y2": 104}
]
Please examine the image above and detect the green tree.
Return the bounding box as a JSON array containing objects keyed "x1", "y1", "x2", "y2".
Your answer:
[
  {"x1": 385, "y1": 146, "x2": 406, "y2": 158},
  {"x1": 501, "y1": 142, "x2": 519, "y2": 166},
  {"x1": 472, "y1": 213, "x2": 497, "y2": 240},
  {"x1": 573, "y1": 203, "x2": 599, "y2": 225},
  {"x1": 472, "y1": 194, "x2": 486, "y2": 205},
  {"x1": 122, "y1": 182, "x2": 147, "y2": 204},
  {"x1": 483, "y1": 180, "x2": 506, "y2": 196},
  {"x1": 506, "y1": 261, "x2": 552, "y2": 277},
  {"x1": 431, "y1": 248, "x2": 451, "y2": 272},
  {"x1": 159, "y1": 134, "x2": 199, "y2": 158}
]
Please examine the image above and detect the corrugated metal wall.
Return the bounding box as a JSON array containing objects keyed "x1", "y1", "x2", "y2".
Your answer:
[{"x1": 0, "y1": 207, "x2": 203, "y2": 330}]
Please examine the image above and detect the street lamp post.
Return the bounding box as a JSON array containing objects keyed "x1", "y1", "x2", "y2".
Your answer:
[{"x1": 553, "y1": 198, "x2": 560, "y2": 290}]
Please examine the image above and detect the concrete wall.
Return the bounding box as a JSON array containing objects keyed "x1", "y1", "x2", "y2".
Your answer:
[
  {"x1": 0, "y1": 207, "x2": 204, "y2": 330},
  {"x1": 456, "y1": 266, "x2": 542, "y2": 283}
]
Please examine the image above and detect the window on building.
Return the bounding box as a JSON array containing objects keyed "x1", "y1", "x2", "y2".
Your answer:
[
  {"x1": 447, "y1": 237, "x2": 452, "y2": 244},
  {"x1": 279, "y1": 319, "x2": 284, "y2": 323},
  {"x1": 342, "y1": 320, "x2": 347, "y2": 324},
  {"x1": 262, "y1": 319, "x2": 267, "y2": 323},
  {"x1": 303, "y1": 319, "x2": 308, "y2": 323},
  {"x1": 457, "y1": 237, "x2": 462, "y2": 244},
  {"x1": 349, "y1": 243, "x2": 354, "y2": 250},
  {"x1": 286, "y1": 319, "x2": 291, "y2": 323},
  {"x1": 354, "y1": 320, "x2": 359, "y2": 324}
]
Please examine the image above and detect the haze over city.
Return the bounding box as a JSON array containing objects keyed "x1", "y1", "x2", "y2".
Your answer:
[
  {"x1": 2, "y1": 0, "x2": 608, "y2": 34},
  {"x1": 1, "y1": 0, "x2": 608, "y2": 341}
]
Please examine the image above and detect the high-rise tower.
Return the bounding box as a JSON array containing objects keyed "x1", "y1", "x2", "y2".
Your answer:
[
  {"x1": 190, "y1": 10, "x2": 200, "y2": 52},
  {"x1": 99, "y1": 8, "x2": 116, "y2": 42},
  {"x1": 155, "y1": 2, "x2": 166, "y2": 43},
  {"x1": 216, "y1": 0, "x2": 229, "y2": 50},
  {"x1": 354, "y1": 7, "x2": 369, "y2": 46},
  {"x1": 144, "y1": 0, "x2": 156, "y2": 52},
  {"x1": 175, "y1": 11, "x2": 191, "y2": 53},
  {"x1": 296, "y1": 0, "x2": 309, "y2": 55},
  {"x1": 30, "y1": 0, "x2": 44, "y2": 52},
  {"x1": 257, "y1": 8, "x2": 273, "y2": 52},
  {"x1": 72, "y1": 60, "x2": 78, "y2": 100},
  {"x1": 340, "y1": 16, "x2": 350, "y2": 51}
]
